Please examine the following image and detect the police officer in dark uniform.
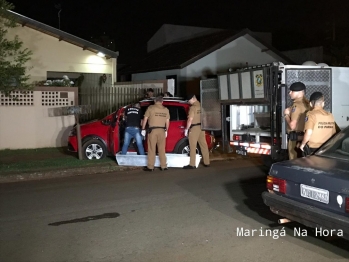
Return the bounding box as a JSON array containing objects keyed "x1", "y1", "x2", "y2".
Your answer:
[
  {"x1": 121, "y1": 103, "x2": 145, "y2": 155},
  {"x1": 183, "y1": 94, "x2": 210, "y2": 169},
  {"x1": 300, "y1": 92, "x2": 338, "y2": 154},
  {"x1": 283, "y1": 82, "x2": 310, "y2": 159},
  {"x1": 141, "y1": 96, "x2": 170, "y2": 171}
]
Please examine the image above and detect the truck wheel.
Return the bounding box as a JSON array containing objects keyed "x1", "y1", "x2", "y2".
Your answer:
[
  {"x1": 176, "y1": 140, "x2": 200, "y2": 155},
  {"x1": 82, "y1": 139, "x2": 107, "y2": 160}
]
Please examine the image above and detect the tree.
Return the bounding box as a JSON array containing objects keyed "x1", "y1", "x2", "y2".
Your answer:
[{"x1": 0, "y1": 0, "x2": 32, "y2": 95}]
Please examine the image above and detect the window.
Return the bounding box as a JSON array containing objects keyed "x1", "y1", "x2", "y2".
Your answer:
[
  {"x1": 141, "y1": 106, "x2": 149, "y2": 117},
  {"x1": 168, "y1": 106, "x2": 177, "y2": 121},
  {"x1": 166, "y1": 105, "x2": 187, "y2": 121},
  {"x1": 177, "y1": 106, "x2": 187, "y2": 120}
]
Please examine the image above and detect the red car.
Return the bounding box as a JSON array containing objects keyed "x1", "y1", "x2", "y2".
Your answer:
[{"x1": 68, "y1": 98, "x2": 216, "y2": 160}]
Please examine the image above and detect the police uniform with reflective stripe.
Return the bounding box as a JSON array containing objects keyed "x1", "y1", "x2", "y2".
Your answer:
[
  {"x1": 144, "y1": 104, "x2": 170, "y2": 169},
  {"x1": 187, "y1": 101, "x2": 210, "y2": 166},
  {"x1": 304, "y1": 107, "x2": 336, "y2": 150},
  {"x1": 288, "y1": 97, "x2": 310, "y2": 159}
]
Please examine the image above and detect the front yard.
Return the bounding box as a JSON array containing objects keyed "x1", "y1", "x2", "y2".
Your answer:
[{"x1": 0, "y1": 147, "x2": 115, "y2": 175}]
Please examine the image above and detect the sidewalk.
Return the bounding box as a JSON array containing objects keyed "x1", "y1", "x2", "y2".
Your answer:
[{"x1": 0, "y1": 146, "x2": 240, "y2": 183}]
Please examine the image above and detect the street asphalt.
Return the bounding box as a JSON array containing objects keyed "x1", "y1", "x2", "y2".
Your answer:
[{"x1": 1, "y1": 158, "x2": 348, "y2": 262}]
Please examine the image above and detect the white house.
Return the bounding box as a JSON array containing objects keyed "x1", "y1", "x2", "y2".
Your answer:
[
  {"x1": 6, "y1": 10, "x2": 119, "y2": 86},
  {"x1": 0, "y1": 11, "x2": 119, "y2": 150},
  {"x1": 119, "y1": 24, "x2": 293, "y2": 96}
]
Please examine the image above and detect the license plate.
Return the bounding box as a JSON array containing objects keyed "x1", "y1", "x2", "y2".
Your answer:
[
  {"x1": 300, "y1": 184, "x2": 329, "y2": 204},
  {"x1": 236, "y1": 147, "x2": 247, "y2": 156}
]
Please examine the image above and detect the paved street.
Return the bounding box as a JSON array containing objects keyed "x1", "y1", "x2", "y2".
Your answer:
[{"x1": 1, "y1": 158, "x2": 348, "y2": 262}]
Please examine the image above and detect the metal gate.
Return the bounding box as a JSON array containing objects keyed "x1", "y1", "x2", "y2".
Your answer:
[
  {"x1": 79, "y1": 85, "x2": 163, "y2": 123},
  {"x1": 200, "y1": 79, "x2": 221, "y2": 131},
  {"x1": 285, "y1": 69, "x2": 332, "y2": 112}
]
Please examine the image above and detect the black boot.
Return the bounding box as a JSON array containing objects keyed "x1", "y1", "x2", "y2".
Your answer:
[{"x1": 183, "y1": 165, "x2": 196, "y2": 169}]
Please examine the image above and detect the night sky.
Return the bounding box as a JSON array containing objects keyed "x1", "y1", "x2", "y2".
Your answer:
[{"x1": 9, "y1": 0, "x2": 349, "y2": 65}]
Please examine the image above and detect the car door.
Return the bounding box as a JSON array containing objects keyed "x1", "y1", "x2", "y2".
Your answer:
[
  {"x1": 108, "y1": 110, "x2": 121, "y2": 155},
  {"x1": 164, "y1": 104, "x2": 187, "y2": 152},
  {"x1": 140, "y1": 104, "x2": 151, "y2": 152}
]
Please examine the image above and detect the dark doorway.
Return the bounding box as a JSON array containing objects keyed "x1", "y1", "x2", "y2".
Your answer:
[{"x1": 166, "y1": 75, "x2": 177, "y2": 96}]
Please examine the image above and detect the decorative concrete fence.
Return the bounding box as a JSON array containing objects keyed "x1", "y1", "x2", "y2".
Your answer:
[{"x1": 0, "y1": 86, "x2": 78, "y2": 149}]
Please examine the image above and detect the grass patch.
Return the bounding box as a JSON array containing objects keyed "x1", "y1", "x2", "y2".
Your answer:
[{"x1": 0, "y1": 147, "x2": 116, "y2": 175}]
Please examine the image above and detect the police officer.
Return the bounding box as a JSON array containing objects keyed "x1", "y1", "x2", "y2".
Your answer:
[
  {"x1": 300, "y1": 92, "x2": 337, "y2": 154},
  {"x1": 283, "y1": 82, "x2": 310, "y2": 159},
  {"x1": 183, "y1": 94, "x2": 210, "y2": 169},
  {"x1": 141, "y1": 96, "x2": 170, "y2": 171},
  {"x1": 146, "y1": 88, "x2": 154, "y2": 98},
  {"x1": 120, "y1": 103, "x2": 145, "y2": 155}
]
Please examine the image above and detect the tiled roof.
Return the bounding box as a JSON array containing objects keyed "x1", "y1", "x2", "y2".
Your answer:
[{"x1": 7, "y1": 10, "x2": 119, "y2": 59}]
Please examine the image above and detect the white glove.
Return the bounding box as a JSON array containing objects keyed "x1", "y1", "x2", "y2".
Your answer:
[
  {"x1": 184, "y1": 129, "x2": 188, "y2": 137},
  {"x1": 141, "y1": 130, "x2": 146, "y2": 136},
  {"x1": 165, "y1": 131, "x2": 168, "y2": 138}
]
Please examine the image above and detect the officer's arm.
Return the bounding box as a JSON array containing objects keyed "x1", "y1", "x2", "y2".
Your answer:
[
  {"x1": 286, "y1": 106, "x2": 301, "y2": 130},
  {"x1": 301, "y1": 114, "x2": 314, "y2": 147},
  {"x1": 284, "y1": 114, "x2": 297, "y2": 130},
  {"x1": 186, "y1": 117, "x2": 193, "y2": 130},
  {"x1": 142, "y1": 117, "x2": 148, "y2": 130},
  {"x1": 301, "y1": 129, "x2": 313, "y2": 147},
  {"x1": 186, "y1": 106, "x2": 194, "y2": 130},
  {"x1": 284, "y1": 107, "x2": 291, "y2": 115},
  {"x1": 165, "y1": 119, "x2": 170, "y2": 131},
  {"x1": 142, "y1": 108, "x2": 150, "y2": 130}
]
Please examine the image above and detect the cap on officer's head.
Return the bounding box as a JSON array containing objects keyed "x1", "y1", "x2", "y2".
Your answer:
[
  {"x1": 186, "y1": 93, "x2": 195, "y2": 101},
  {"x1": 309, "y1": 91, "x2": 323, "y2": 102},
  {"x1": 289, "y1": 82, "x2": 306, "y2": 92}
]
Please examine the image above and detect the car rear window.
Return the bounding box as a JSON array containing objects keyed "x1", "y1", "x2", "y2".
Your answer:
[{"x1": 167, "y1": 106, "x2": 187, "y2": 121}]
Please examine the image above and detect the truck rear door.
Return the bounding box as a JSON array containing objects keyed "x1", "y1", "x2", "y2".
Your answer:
[{"x1": 200, "y1": 63, "x2": 281, "y2": 158}]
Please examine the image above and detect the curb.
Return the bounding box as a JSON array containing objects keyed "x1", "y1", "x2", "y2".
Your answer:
[
  {"x1": 0, "y1": 155, "x2": 240, "y2": 183},
  {"x1": 0, "y1": 165, "x2": 141, "y2": 183}
]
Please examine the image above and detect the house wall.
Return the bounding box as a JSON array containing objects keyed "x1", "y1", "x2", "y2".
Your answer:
[
  {"x1": 185, "y1": 36, "x2": 286, "y2": 78},
  {"x1": 132, "y1": 69, "x2": 181, "y2": 81},
  {"x1": 0, "y1": 87, "x2": 77, "y2": 150},
  {"x1": 6, "y1": 25, "x2": 116, "y2": 84},
  {"x1": 132, "y1": 69, "x2": 185, "y2": 95}
]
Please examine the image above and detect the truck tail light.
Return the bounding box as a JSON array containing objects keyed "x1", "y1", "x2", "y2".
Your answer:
[
  {"x1": 233, "y1": 134, "x2": 242, "y2": 141},
  {"x1": 267, "y1": 175, "x2": 286, "y2": 194},
  {"x1": 345, "y1": 197, "x2": 349, "y2": 213}
]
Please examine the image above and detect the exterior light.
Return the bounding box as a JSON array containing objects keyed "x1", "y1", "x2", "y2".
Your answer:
[{"x1": 97, "y1": 52, "x2": 105, "y2": 57}]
